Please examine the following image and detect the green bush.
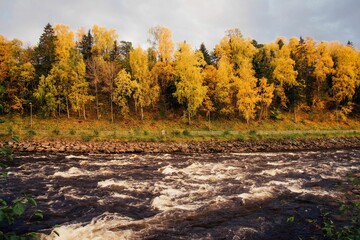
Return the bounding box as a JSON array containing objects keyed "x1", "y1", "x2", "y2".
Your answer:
[
  {"x1": 81, "y1": 134, "x2": 93, "y2": 142},
  {"x1": 26, "y1": 129, "x2": 36, "y2": 139},
  {"x1": 249, "y1": 130, "x2": 257, "y2": 135},
  {"x1": 69, "y1": 128, "x2": 76, "y2": 135},
  {"x1": 171, "y1": 130, "x2": 181, "y2": 136},
  {"x1": 237, "y1": 134, "x2": 245, "y2": 142},
  {"x1": 1, "y1": 135, "x2": 46, "y2": 239},
  {"x1": 222, "y1": 130, "x2": 232, "y2": 136},
  {"x1": 52, "y1": 128, "x2": 60, "y2": 136},
  {"x1": 93, "y1": 129, "x2": 99, "y2": 137},
  {"x1": 248, "y1": 130, "x2": 259, "y2": 140},
  {"x1": 183, "y1": 130, "x2": 191, "y2": 136},
  {"x1": 270, "y1": 108, "x2": 282, "y2": 120}
]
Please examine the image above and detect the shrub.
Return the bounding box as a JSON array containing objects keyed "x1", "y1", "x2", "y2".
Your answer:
[
  {"x1": 222, "y1": 130, "x2": 232, "y2": 136},
  {"x1": 26, "y1": 129, "x2": 36, "y2": 139},
  {"x1": 52, "y1": 128, "x2": 60, "y2": 136},
  {"x1": 1, "y1": 134, "x2": 48, "y2": 239},
  {"x1": 237, "y1": 134, "x2": 245, "y2": 142},
  {"x1": 270, "y1": 108, "x2": 282, "y2": 120},
  {"x1": 171, "y1": 130, "x2": 181, "y2": 136},
  {"x1": 69, "y1": 129, "x2": 76, "y2": 135},
  {"x1": 249, "y1": 130, "x2": 257, "y2": 135},
  {"x1": 183, "y1": 130, "x2": 191, "y2": 136},
  {"x1": 248, "y1": 130, "x2": 259, "y2": 140},
  {"x1": 81, "y1": 134, "x2": 93, "y2": 142},
  {"x1": 93, "y1": 129, "x2": 99, "y2": 137}
]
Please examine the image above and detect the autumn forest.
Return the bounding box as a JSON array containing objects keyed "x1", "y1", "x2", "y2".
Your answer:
[{"x1": 1, "y1": 23, "x2": 360, "y2": 124}]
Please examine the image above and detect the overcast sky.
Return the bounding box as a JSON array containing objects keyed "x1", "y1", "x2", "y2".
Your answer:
[{"x1": 0, "y1": 0, "x2": 359, "y2": 50}]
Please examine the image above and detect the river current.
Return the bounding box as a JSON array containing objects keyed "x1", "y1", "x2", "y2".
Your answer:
[{"x1": 1, "y1": 149, "x2": 360, "y2": 239}]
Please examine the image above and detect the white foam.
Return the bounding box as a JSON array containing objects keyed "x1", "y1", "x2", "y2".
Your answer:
[
  {"x1": 267, "y1": 179, "x2": 336, "y2": 196},
  {"x1": 238, "y1": 186, "x2": 274, "y2": 203},
  {"x1": 65, "y1": 155, "x2": 89, "y2": 159},
  {"x1": 97, "y1": 179, "x2": 149, "y2": 192},
  {"x1": 151, "y1": 195, "x2": 199, "y2": 211},
  {"x1": 53, "y1": 167, "x2": 89, "y2": 178},
  {"x1": 161, "y1": 188, "x2": 186, "y2": 198},
  {"x1": 151, "y1": 195, "x2": 175, "y2": 211},
  {"x1": 111, "y1": 193, "x2": 137, "y2": 199},
  {"x1": 160, "y1": 165, "x2": 178, "y2": 175},
  {"x1": 97, "y1": 179, "x2": 128, "y2": 188},
  {"x1": 259, "y1": 169, "x2": 285, "y2": 176},
  {"x1": 41, "y1": 213, "x2": 134, "y2": 240}
]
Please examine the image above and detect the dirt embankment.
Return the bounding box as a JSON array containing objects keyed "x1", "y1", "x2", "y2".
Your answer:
[{"x1": 6, "y1": 137, "x2": 360, "y2": 153}]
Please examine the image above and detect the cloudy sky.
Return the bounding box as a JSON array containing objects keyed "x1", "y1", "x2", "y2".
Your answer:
[{"x1": 0, "y1": 0, "x2": 359, "y2": 49}]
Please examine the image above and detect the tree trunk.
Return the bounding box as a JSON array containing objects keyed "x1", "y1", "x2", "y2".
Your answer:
[
  {"x1": 110, "y1": 94, "x2": 114, "y2": 123},
  {"x1": 58, "y1": 100, "x2": 61, "y2": 118},
  {"x1": 188, "y1": 111, "x2": 191, "y2": 125},
  {"x1": 83, "y1": 104, "x2": 86, "y2": 120},
  {"x1": 95, "y1": 82, "x2": 99, "y2": 119},
  {"x1": 141, "y1": 105, "x2": 144, "y2": 121},
  {"x1": 134, "y1": 99, "x2": 138, "y2": 114},
  {"x1": 66, "y1": 96, "x2": 70, "y2": 119},
  {"x1": 259, "y1": 104, "x2": 264, "y2": 120},
  {"x1": 294, "y1": 106, "x2": 298, "y2": 122},
  {"x1": 208, "y1": 111, "x2": 211, "y2": 130}
]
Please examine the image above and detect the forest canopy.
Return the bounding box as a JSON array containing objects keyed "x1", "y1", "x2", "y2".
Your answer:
[{"x1": 1, "y1": 23, "x2": 359, "y2": 124}]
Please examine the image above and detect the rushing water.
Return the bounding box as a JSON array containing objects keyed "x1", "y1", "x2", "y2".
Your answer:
[{"x1": 1, "y1": 149, "x2": 360, "y2": 239}]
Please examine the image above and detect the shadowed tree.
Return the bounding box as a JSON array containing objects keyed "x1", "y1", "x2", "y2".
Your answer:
[
  {"x1": 34, "y1": 23, "x2": 57, "y2": 78},
  {"x1": 199, "y1": 43, "x2": 212, "y2": 65},
  {"x1": 118, "y1": 41, "x2": 133, "y2": 72},
  {"x1": 78, "y1": 30, "x2": 93, "y2": 60}
]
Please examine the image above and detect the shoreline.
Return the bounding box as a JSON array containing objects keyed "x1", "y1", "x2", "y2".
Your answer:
[{"x1": 7, "y1": 137, "x2": 360, "y2": 154}]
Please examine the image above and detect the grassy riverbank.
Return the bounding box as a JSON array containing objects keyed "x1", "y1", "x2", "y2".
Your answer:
[{"x1": 1, "y1": 114, "x2": 360, "y2": 142}]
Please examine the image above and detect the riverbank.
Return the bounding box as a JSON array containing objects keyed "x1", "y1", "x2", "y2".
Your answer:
[{"x1": 7, "y1": 137, "x2": 360, "y2": 154}]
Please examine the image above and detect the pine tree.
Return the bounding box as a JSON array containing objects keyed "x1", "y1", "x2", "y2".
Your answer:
[
  {"x1": 78, "y1": 30, "x2": 93, "y2": 60},
  {"x1": 199, "y1": 43, "x2": 212, "y2": 65},
  {"x1": 34, "y1": 23, "x2": 57, "y2": 78},
  {"x1": 118, "y1": 41, "x2": 133, "y2": 72}
]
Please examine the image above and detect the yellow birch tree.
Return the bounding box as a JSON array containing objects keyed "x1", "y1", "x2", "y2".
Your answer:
[
  {"x1": 130, "y1": 46, "x2": 159, "y2": 120},
  {"x1": 113, "y1": 69, "x2": 135, "y2": 117},
  {"x1": 258, "y1": 77, "x2": 274, "y2": 119},
  {"x1": 148, "y1": 26, "x2": 174, "y2": 62},
  {"x1": 331, "y1": 43, "x2": 359, "y2": 119},
  {"x1": 272, "y1": 44, "x2": 298, "y2": 107},
  {"x1": 174, "y1": 42, "x2": 207, "y2": 124},
  {"x1": 92, "y1": 24, "x2": 118, "y2": 59},
  {"x1": 313, "y1": 42, "x2": 334, "y2": 110}
]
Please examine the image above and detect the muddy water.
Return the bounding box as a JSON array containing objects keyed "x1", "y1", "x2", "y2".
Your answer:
[{"x1": 1, "y1": 149, "x2": 360, "y2": 239}]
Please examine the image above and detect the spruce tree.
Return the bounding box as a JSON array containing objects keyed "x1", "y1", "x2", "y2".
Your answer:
[
  {"x1": 34, "y1": 23, "x2": 57, "y2": 78},
  {"x1": 199, "y1": 43, "x2": 212, "y2": 65},
  {"x1": 119, "y1": 41, "x2": 133, "y2": 72},
  {"x1": 78, "y1": 30, "x2": 93, "y2": 60}
]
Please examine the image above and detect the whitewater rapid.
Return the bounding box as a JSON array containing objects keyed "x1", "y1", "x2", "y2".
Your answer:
[{"x1": 1, "y1": 149, "x2": 359, "y2": 239}]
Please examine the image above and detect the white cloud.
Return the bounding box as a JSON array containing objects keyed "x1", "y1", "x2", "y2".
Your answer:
[{"x1": 0, "y1": 0, "x2": 359, "y2": 49}]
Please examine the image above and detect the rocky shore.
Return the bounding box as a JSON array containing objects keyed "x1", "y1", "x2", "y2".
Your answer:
[{"x1": 5, "y1": 137, "x2": 360, "y2": 154}]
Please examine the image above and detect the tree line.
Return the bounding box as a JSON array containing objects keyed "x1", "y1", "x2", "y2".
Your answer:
[{"x1": 0, "y1": 23, "x2": 359, "y2": 124}]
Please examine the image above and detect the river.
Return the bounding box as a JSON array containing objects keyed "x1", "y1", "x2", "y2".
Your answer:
[{"x1": 1, "y1": 149, "x2": 359, "y2": 239}]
